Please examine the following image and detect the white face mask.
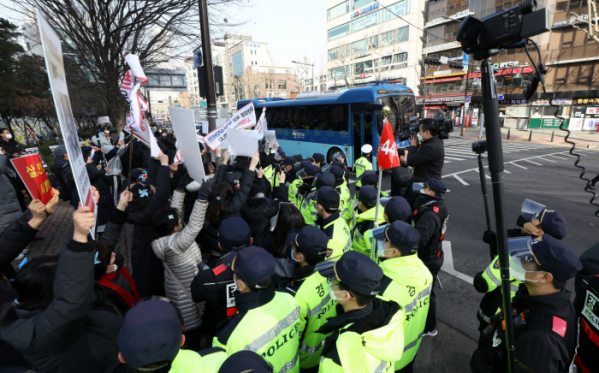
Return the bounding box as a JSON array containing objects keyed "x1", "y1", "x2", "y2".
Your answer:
[
  {"x1": 291, "y1": 248, "x2": 302, "y2": 263},
  {"x1": 417, "y1": 134, "x2": 423, "y2": 143},
  {"x1": 5, "y1": 134, "x2": 12, "y2": 140},
  {"x1": 509, "y1": 257, "x2": 544, "y2": 283},
  {"x1": 377, "y1": 244, "x2": 393, "y2": 258},
  {"x1": 328, "y1": 282, "x2": 348, "y2": 302}
]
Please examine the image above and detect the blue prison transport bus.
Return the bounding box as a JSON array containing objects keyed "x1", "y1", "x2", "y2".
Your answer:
[{"x1": 236, "y1": 83, "x2": 416, "y2": 168}]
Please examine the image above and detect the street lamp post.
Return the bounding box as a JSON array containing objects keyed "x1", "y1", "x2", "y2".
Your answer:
[
  {"x1": 292, "y1": 60, "x2": 315, "y2": 92},
  {"x1": 198, "y1": 0, "x2": 218, "y2": 131}
]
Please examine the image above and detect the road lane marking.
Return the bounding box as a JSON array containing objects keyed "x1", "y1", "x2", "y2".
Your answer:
[
  {"x1": 523, "y1": 159, "x2": 542, "y2": 165},
  {"x1": 453, "y1": 174, "x2": 468, "y2": 185},
  {"x1": 509, "y1": 162, "x2": 528, "y2": 169},
  {"x1": 441, "y1": 241, "x2": 474, "y2": 284}
]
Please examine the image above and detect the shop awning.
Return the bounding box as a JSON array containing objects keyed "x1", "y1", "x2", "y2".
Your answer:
[
  {"x1": 465, "y1": 66, "x2": 534, "y2": 79},
  {"x1": 424, "y1": 77, "x2": 462, "y2": 84}
]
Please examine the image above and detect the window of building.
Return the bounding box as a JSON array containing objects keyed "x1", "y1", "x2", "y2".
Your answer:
[
  {"x1": 278, "y1": 80, "x2": 287, "y2": 89},
  {"x1": 579, "y1": 63, "x2": 594, "y2": 84},
  {"x1": 329, "y1": 66, "x2": 347, "y2": 79},
  {"x1": 232, "y1": 51, "x2": 244, "y2": 76},
  {"x1": 354, "y1": 0, "x2": 372, "y2": 9},
  {"x1": 506, "y1": 106, "x2": 531, "y2": 117},
  {"x1": 328, "y1": 23, "x2": 350, "y2": 41},
  {"x1": 328, "y1": 1, "x2": 349, "y2": 21}
]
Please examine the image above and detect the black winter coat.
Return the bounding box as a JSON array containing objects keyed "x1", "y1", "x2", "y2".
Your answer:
[
  {"x1": 0, "y1": 137, "x2": 24, "y2": 158},
  {"x1": 406, "y1": 135, "x2": 444, "y2": 182},
  {"x1": 0, "y1": 239, "x2": 126, "y2": 373},
  {"x1": 240, "y1": 196, "x2": 279, "y2": 247},
  {"x1": 86, "y1": 162, "x2": 114, "y2": 227},
  {"x1": 201, "y1": 167, "x2": 255, "y2": 255},
  {"x1": 125, "y1": 166, "x2": 171, "y2": 297},
  {"x1": 53, "y1": 157, "x2": 79, "y2": 208},
  {"x1": 390, "y1": 161, "x2": 412, "y2": 197}
]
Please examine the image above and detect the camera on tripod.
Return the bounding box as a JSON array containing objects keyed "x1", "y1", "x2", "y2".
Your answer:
[
  {"x1": 472, "y1": 140, "x2": 488, "y2": 154},
  {"x1": 457, "y1": 0, "x2": 550, "y2": 59}
]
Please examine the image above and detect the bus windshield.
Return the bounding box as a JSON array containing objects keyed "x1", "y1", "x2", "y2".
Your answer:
[{"x1": 377, "y1": 95, "x2": 416, "y2": 137}]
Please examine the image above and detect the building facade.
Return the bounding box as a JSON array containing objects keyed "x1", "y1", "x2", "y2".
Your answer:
[
  {"x1": 237, "y1": 66, "x2": 299, "y2": 100},
  {"x1": 421, "y1": 0, "x2": 599, "y2": 132},
  {"x1": 325, "y1": 0, "x2": 426, "y2": 93}
]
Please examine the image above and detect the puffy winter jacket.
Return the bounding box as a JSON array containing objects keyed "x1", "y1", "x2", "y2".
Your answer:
[
  {"x1": 0, "y1": 154, "x2": 22, "y2": 233},
  {"x1": 152, "y1": 191, "x2": 208, "y2": 331},
  {"x1": 0, "y1": 238, "x2": 126, "y2": 373},
  {"x1": 99, "y1": 132, "x2": 126, "y2": 177}
]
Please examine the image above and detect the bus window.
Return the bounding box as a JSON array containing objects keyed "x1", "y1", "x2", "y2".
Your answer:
[{"x1": 377, "y1": 95, "x2": 415, "y2": 137}]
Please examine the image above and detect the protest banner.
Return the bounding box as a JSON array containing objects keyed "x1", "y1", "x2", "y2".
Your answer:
[
  {"x1": 204, "y1": 102, "x2": 257, "y2": 150},
  {"x1": 255, "y1": 108, "x2": 266, "y2": 140},
  {"x1": 37, "y1": 10, "x2": 97, "y2": 234},
  {"x1": 10, "y1": 154, "x2": 54, "y2": 204},
  {"x1": 169, "y1": 106, "x2": 206, "y2": 182},
  {"x1": 228, "y1": 127, "x2": 259, "y2": 157}
]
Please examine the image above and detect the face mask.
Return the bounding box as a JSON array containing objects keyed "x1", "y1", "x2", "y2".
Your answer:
[
  {"x1": 417, "y1": 134, "x2": 423, "y2": 143},
  {"x1": 377, "y1": 244, "x2": 393, "y2": 258},
  {"x1": 328, "y1": 282, "x2": 348, "y2": 302},
  {"x1": 509, "y1": 256, "x2": 544, "y2": 283},
  {"x1": 5, "y1": 134, "x2": 12, "y2": 140},
  {"x1": 105, "y1": 264, "x2": 118, "y2": 274},
  {"x1": 291, "y1": 247, "x2": 303, "y2": 263}
]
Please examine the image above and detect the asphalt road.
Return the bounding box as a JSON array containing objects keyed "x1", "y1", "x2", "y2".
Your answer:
[{"x1": 347, "y1": 135, "x2": 599, "y2": 372}]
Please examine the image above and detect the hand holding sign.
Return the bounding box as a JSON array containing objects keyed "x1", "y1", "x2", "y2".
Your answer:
[{"x1": 73, "y1": 205, "x2": 96, "y2": 243}]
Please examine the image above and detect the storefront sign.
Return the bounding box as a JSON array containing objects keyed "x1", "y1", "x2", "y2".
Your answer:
[
  {"x1": 433, "y1": 70, "x2": 452, "y2": 77},
  {"x1": 574, "y1": 98, "x2": 599, "y2": 105},
  {"x1": 493, "y1": 61, "x2": 519, "y2": 69},
  {"x1": 532, "y1": 98, "x2": 572, "y2": 106},
  {"x1": 541, "y1": 117, "x2": 567, "y2": 129},
  {"x1": 353, "y1": 12, "x2": 377, "y2": 31},
  {"x1": 472, "y1": 108, "x2": 479, "y2": 126},
  {"x1": 425, "y1": 10, "x2": 472, "y2": 27},
  {"x1": 499, "y1": 99, "x2": 528, "y2": 105},
  {"x1": 583, "y1": 107, "x2": 599, "y2": 130},
  {"x1": 569, "y1": 105, "x2": 586, "y2": 131},
  {"x1": 417, "y1": 96, "x2": 465, "y2": 105},
  {"x1": 553, "y1": 15, "x2": 593, "y2": 28},
  {"x1": 423, "y1": 41, "x2": 461, "y2": 54},
  {"x1": 351, "y1": 2, "x2": 379, "y2": 18}
]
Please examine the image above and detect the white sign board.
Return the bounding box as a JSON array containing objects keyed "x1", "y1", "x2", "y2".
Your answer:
[
  {"x1": 255, "y1": 109, "x2": 266, "y2": 140},
  {"x1": 265, "y1": 130, "x2": 277, "y2": 148},
  {"x1": 168, "y1": 106, "x2": 206, "y2": 182},
  {"x1": 149, "y1": 131, "x2": 160, "y2": 157},
  {"x1": 37, "y1": 10, "x2": 97, "y2": 235},
  {"x1": 228, "y1": 127, "x2": 259, "y2": 157},
  {"x1": 98, "y1": 116, "x2": 110, "y2": 124},
  {"x1": 204, "y1": 103, "x2": 257, "y2": 150}
]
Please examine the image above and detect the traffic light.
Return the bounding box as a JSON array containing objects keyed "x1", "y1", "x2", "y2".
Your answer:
[
  {"x1": 449, "y1": 62, "x2": 464, "y2": 69},
  {"x1": 425, "y1": 58, "x2": 442, "y2": 66}
]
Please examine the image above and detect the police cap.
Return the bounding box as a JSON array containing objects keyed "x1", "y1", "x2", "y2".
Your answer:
[
  {"x1": 358, "y1": 185, "x2": 378, "y2": 208},
  {"x1": 218, "y1": 351, "x2": 272, "y2": 373},
  {"x1": 284, "y1": 156, "x2": 296, "y2": 166},
  {"x1": 384, "y1": 196, "x2": 412, "y2": 222},
  {"x1": 330, "y1": 165, "x2": 345, "y2": 182},
  {"x1": 312, "y1": 153, "x2": 325, "y2": 164},
  {"x1": 304, "y1": 164, "x2": 320, "y2": 177},
  {"x1": 295, "y1": 226, "x2": 329, "y2": 256},
  {"x1": 315, "y1": 172, "x2": 335, "y2": 189},
  {"x1": 334, "y1": 251, "x2": 383, "y2": 295},
  {"x1": 219, "y1": 217, "x2": 251, "y2": 251},
  {"x1": 229, "y1": 246, "x2": 275, "y2": 288},
  {"x1": 316, "y1": 186, "x2": 340, "y2": 212},
  {"x1": 293, "y1": 155, "x2": 303, "y2": 162},
  {"x1": 386, "y1": 221, "x2": 420, "y2": 254},
  {"x1": 529, "y1": 235, "x2": 581, "y2": 282},
  {"x1": 360, "y1": 171, "x2": 378, "y2": 186},
  {"x1": 539, "y1": 210, "x2": 567, "y2": 240},
  {"x1": 426, "y1": 178, "x2": 447, "y2": 196}
]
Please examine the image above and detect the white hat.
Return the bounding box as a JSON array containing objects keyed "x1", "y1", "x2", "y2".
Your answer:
[{"x1": 361, "y1": 144, "x2": 372, "y2": 154}]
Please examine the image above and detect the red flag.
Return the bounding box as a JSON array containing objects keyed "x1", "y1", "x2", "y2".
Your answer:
[
  {"x1": 10, "y1": 154, "x2": 53, "y2": 204},
  {"x1": 378, "y1": 120, "x2": 400, "y2": 170}
]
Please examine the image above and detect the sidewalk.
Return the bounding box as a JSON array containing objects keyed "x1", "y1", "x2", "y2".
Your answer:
[
  {"x1": 458, "y1": 126, "x2": 599, "y2": 148},
  {"x1": 17, "y1": 200, "x2": 133, "y2": 273}
]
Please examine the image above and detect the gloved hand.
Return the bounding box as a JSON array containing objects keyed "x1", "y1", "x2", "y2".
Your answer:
[
  {"x1": 197, "y1": 181, "x2": 212, "y2": 201},
  {"x1": 176, "y1": 173, "x2": 193, "y2": 191},
  {"x1": 186, "y1": 181, "x2": 201, "y2": 192}
]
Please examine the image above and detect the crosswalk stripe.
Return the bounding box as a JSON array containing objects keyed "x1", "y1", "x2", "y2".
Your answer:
[
  {"x1": 509, "y1": 162, "x2": 528, "y2": 169},
  {"x1": 453, "y1": 174, "x2": 468, "y2": 185},
  {"x1": 523, "y1": 159, "x2": 542, "y2": 165},
  {"x1": 444, "y1": 156, "x2": 465, "y2": 161},
  {"x1": 537, "y1": 157, "x2": 556, "y2": 163}
]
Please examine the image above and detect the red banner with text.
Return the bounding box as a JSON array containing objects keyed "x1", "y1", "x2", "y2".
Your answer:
[
  {"x1": 10, "y1": 154, "x2": 53, "y2": 204},
  {"x1": 378, "y1": 121, "x2": 400, "y2": 170}
]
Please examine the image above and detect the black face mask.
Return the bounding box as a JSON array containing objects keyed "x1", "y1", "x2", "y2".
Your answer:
[
  {"x1": 303, "y1": 177, "x2": 314, "y2": 186},
  {"x1": 516, "y1": 215, "x2": 527, "y2": 229}
]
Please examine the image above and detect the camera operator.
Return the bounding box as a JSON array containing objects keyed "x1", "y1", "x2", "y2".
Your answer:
[{"x1": 406, "y1": 118, "x2": 445, "y2": 183}]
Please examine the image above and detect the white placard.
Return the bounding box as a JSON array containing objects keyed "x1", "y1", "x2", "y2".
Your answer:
[
  {"x1": 201, "y1": 121, "x2": 209, "y2": 135},
  {"x1": 98, "y1": 116, "x2": 110, "y2": 124},
  {"x1": 255, "y1": 108, "x2": 266, "y2": 140},
  {"x1": 149, "y1": 132, "x2": 160, "y2": 157},
  {"x1": 228, "y1": 127, "x2": 259, "y2": 157},
  {"x1": 204, "y1": 103, "x2": 257, "y2": 150},
  {"x1": 265, "y1": 130, "x2": 277, "y2": 148},
  {"x1": 168, "y1": 106, "x2": 206, "y2": 182},
  {"x1": 37, "y1": 9, "x2": 97, "y2": 235}
]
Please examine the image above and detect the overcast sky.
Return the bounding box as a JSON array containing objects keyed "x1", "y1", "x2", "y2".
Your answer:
[{"x1": 223, "y1": 0, "x2": 327, "y2": 72}]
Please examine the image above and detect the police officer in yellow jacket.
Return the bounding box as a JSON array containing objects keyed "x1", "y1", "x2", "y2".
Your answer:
[
  {"x1": 353, "y1": 144, "x2": 373, "y2": 190},
  {"x1": 362, "y1": 196, "x2": 412, "y2": 259},
  {"x1": 217, "y1": 351, "x2": 274, "y2": 373},
  {"x1": 310, "y1": 153, "x2": 326, "y2": 170},
  {"x1": 301, "y1": 172, "x2": 335, "y2": 226},
  {"x1": 330, "y1": 165, "x2": 351, "y2": 224},
  {"x1": 289, "y1": 161, "x2": 310, "y2": 207},
  {"x1": 281, "y1": 226, "x2": 337, "y2": 373},
  {"x1": 373, "y1": 221, "x2": 433, "y2": 372},
  {"x1": 316, "y1": 251, "x2": 405, "y2": 373},
  {"x1": 315, "y1": 186, "x2": 351, "y2": 261},
  {"x1": 473, "y1": 201, "x2": 567, "y2": 330},
  {"x1": 349, "y1": 171, "x2": 389, "y2": 228},
  {"x1": 351, "y1": 186, "x2": 386, "y2": 256},
  {"x1": 213, "y1": 246, "x2": 304, "y2": 373}
]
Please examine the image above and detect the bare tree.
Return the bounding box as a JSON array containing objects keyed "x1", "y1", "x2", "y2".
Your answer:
[
  {"x1": 290, "y1": 56, "x2": 311, "y2": 94},
  {"x1": 231, "y1": 69, "x2": 261, "y2": 101},
  {"x1": 333, "y1": 44, "x2": 356, "y2": 89},
  {"x1": 364, "y1": 26, "x2": 400, "y2": 81},
  {"x1": 567, "y1": 0, "x2": 599, "y2": 42},
  {"x1": 10, "y1": 0, "x2": 246, "y2": 129}
]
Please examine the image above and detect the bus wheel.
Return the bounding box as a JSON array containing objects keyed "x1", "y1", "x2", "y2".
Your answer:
[{"x1": 327, "y1": 147, "x2": 343, "y2": 164}]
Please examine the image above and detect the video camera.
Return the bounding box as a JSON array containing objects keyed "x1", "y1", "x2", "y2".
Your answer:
[
  {"x1": 472, "y1": 140, "x2": 488, "y2": 154},
  {"x1": 397, "y1": 121, "x2": 420, "y2": 142},
  {"x1": 457, "y1": 0, "x2": 550, "y2": 59}
]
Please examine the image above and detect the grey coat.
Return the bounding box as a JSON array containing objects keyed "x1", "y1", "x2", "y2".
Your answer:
[
  {"x1": 99, "y1": 132, "x2": 126, "y2": 176},
  {"x1": 0, "y1": 154, "x2": 22, "y2": 233},
  {"x1": 152, "y1": 191, "x2": 207, "y2": 331}
]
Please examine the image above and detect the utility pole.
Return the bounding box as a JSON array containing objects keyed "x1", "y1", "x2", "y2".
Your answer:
[{"x1": 198, "y1": 0, "x2": 217, "y2": 131}]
